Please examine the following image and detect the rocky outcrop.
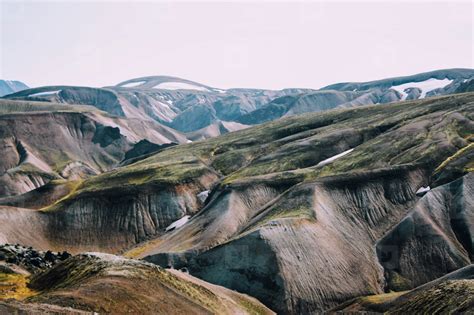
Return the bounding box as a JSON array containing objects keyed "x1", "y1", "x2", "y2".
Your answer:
[
  {"x1": 0, "y1": 244, "x2": 70, "y2": 274},
  {"x1": 123, "y1": 139, "x2": 177, "y2": 162}
]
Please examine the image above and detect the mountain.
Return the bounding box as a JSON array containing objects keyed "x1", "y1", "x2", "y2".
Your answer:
[
  {"x1": 321, "y1": 68, "x2": 473, "y2": 93},
  {"x1": 0, "y1": 80, "x2": 28, "y2": 97},
  {"x1": 238, "y1": 68, "x2": 474, "y2": 125},
  {"x1": 5, "y1": 69, "x2": 473, "y2": 137},
  {"x1": 0, "y1": 92, "x2": 472, "y2": 313},
  {"x1": 0, "y1": 99, "x2": 185, "y2": 197},
  {"x1": 3, "y1": 78, "x2": 312, "y2": 135}
]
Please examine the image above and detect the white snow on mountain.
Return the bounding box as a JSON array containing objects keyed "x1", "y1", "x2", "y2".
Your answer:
[
  {"x1": 416, "y1": 186, "x2": 430, "y2": 196},
  {"x1": 197, "y1": 190, "x2": 209, "y2": 203},
  {"x1": 165, "y1": 215, "x2": 190, "y2": 232},
  {"x1": 153, "y1": 82, "x2": 209, "y2": 92},
  {"x1": 390, "y1": 78, "x2": 453, "y2": 100},
  {"x1": 121, "y1": 81, "x2": 146, "y2": 88},
  {"x1": 316, "y1": 148, "x2": 354, "y2": 167},
  {"x1": 30, "y1": 90, "x2": 61, "y2": 97}
]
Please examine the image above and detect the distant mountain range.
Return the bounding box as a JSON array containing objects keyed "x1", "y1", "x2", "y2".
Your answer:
[
  {"x1": 0, "y1": 80, "x2": 28, "y2": 96},
  {"x1": 4, "y1": 68, "x2": 473, "y2": 140}
]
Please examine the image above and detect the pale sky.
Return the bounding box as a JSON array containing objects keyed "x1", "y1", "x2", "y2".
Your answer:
[{"x1": 1, "y1": 0, "x2": 472, "y2": 89}]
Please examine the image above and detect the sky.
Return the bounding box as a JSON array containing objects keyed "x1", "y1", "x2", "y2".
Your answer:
[{"x1": 0, "y1": 0, "x2": 472, "y2": 89}]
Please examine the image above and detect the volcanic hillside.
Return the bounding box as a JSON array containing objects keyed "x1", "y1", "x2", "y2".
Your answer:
[
  {"x1": 0, "y1": 99, "x2": 185, "y2": 197},
  {"x1": 0, "y1": 92, "x2": 472, "y2": 313}
]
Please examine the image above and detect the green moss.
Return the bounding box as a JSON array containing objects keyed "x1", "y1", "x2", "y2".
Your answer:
[
  {"x1": 388, "y1": 280, "x2": 474, "y2": 314},
  {"x1": 236, "y1": 295, "x2": 273, "y2": 315},
  {"x1": 155, "y1": 269, "x2": 222, "y2": 312},
  {"x1": 434, "y1": 142, "x2": 474, "y2": 173},
  {"x1": 47, "y1": 93, "x2": 474, "y2": 210},
  {"x1": 387, "y1": 271, "x2": 412, "y2": 292}
]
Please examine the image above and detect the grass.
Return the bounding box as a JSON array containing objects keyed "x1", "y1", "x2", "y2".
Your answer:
[
  {"x1": 123, "y1": 238, "x2": 164, "y2": 258},
  {"x1": 155, "y1": 269, "x2": 223, "y2": 312},
  {"x1": 389, "y1": 280, "x2": 474, "y2": 314},
  {"x1": 0, "y1": 273, "x2": 38, "y2": 300},
  {"x1": 434, "y1": 142, "x2": 474, "y2": 173},
  {"x1": 40, "y1": 179, "x2": 83, "y2": 211}
]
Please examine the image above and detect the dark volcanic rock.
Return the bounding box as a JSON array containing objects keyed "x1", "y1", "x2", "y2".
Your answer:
[
  {"x1": 92, "y1": 125, "x2": 122, "y2": 147},
  {"x1": 0, "y1": 244, "x2": 70, "y2": 273},
  {"x1": 123, "y1": 140, "x2": 177, "y2": 162}
]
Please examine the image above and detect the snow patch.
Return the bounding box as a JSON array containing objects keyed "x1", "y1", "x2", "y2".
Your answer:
[
  {"x1": 86, "y1": 252, "x2": 128, "y2": 262},
  {"x1": 416, "y1": 186, "x2": 430, "y2": 196},
  {"x1": 121, "y1": 81, "x2": 146, "y2": 88},
  {"x1": 186, "y1": 140, "x2": 193, "y2": 143},
  {"x1": 153, "y1": 82, "x2": 209, "y2": 92},
  {"x1": 390, "y1": 78, "x2": 453, "y2": 100},
  {"x1": 165, "y1": 215, "x2": 190, "y2": 232},
  {"x1": 214, "y1": 88, "x2": 227, "y2": 94},
  {"x1": 197, "y1": 190, "x2": 209, "y2": 203},
  {"x1": 29, "y1": 90, "x2": 61, "y2": 97},
  {"x1": 316, "y1": 149, "x2": 354, "y2": 167}
]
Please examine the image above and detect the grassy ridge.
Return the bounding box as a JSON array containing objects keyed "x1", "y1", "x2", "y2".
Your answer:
[{"x1": 66, "y1": 93, "x2": 473, "y2": 199}]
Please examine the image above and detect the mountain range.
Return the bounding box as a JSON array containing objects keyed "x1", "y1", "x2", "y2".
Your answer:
[
  {"x1": 0, "y1": 68, "x2": 473, "y2": 314},
  {"x1": 4, "y1": 69, "x2": 473, "y2": 137}
]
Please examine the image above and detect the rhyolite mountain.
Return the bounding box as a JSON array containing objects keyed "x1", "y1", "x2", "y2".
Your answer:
[
  {"x1": 0, "y1": 80, "x2": 28, "y2": 97},
  {"x1": 4, "y1": 69, "x2": 473, "y2": 137},
  {"x1": 0, "y1": 99, "x2": 185, "y2": 197},
  {"x1": 0, "y1": 85, "x2": 473, "y2": 315},
  {"x1": 2, "y1": 78, "x2": 311, "y2": 138}
]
